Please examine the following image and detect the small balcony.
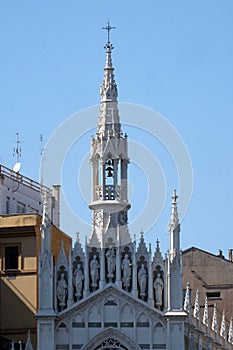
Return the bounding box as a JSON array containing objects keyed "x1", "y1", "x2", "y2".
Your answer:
[{"x1": 95, "y1": 185, "x2": 122, "y2": 201}]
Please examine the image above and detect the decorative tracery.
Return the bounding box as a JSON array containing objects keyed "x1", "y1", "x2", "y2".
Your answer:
[{"x1": 94, "y1": 338, "x2": 127, "y2": 350}]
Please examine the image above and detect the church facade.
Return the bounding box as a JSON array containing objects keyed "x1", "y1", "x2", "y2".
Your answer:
[{"x1": 36, "y1": 29, "x2": 231, "y2": 350}]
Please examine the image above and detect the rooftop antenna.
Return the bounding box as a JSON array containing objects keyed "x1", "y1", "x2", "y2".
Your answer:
[
  {"x1": 13, "y1": 132, "x2": 22, "y2": 173},
  {"x1": 40, "y1": 134, "x2": 44, "y2": 186}
]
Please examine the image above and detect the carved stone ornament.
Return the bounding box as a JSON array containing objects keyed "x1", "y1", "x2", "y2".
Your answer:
[
  {"x1": 94, "y1": 210, "x2": 103, "y2": 228},
  {"x1": 153, "y1": 273, "x2": 164, "y2": 310},
  {"x1": 118, "y1": 210, "x2": 128, "y2": 226},
  {"x1": 121, "y1": 254, "x2": 131, "y2": 291},
  {"x1": 90, "y1": 255, "x2": 100, "y2": 290},
  {"x1": 40, "y1": 251, "x2": 52, "y2": 275},
  {"x1": 73, "y1": 237, "x2": 85, "y2": 263},
  {"x1": 81, "y1": 328, "x2": 141, "y2": 350},
  {"x1": 73, "y1": 263, "x2": 84, "y2": 300},
  {"x1": 106, "y1": 247, "x2": 116, "y2": 281},
  {"x1": 57, "y1": 273, "x2": 68, "y2": 309},
  {"x1": 56, "y1": 240, "x2": 68, "y2": 271},
  {"x1": 138, "y1": 263, "x2": 147, "y2": 299}
]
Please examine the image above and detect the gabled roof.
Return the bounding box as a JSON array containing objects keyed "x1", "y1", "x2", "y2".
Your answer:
[
  {"x1": 56, "y1": 283, "x2": 165, "y2": 324},
  {"x1": 183, "y1": 246, "x2": 232, "y2": 263}
]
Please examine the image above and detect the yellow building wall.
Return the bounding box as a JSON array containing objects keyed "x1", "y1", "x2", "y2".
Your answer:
[{"x1": 0, "y1": 214, "x2": 72, "y2": 347}]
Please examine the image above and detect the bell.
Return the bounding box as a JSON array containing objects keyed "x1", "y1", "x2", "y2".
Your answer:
[{"x1": 106, "y1": 167, "x2": 113, "y2": 177}]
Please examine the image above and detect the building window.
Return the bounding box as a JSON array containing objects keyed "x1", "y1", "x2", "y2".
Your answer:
[
  {"x1": 5, "y1": 246, "x2": 19, "y2": 270},
  {"x1": 206, "y1": 292, "x2": 221, "y2": 300},
  {"x1": 17, "y1": 202, "x2": 26, "y2": 214},
  {"x1": 6, "y1": 196, "x2": 10, "y2": 214}
]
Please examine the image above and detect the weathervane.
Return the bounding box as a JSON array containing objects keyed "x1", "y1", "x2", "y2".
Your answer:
[{"x1": 102, "y1": 21, "x2": 115, "y2": 43}]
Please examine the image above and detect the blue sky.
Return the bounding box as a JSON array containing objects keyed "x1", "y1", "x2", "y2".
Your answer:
[{"x1": 0, "y1": 1, "x2": 233, "y2": 256}]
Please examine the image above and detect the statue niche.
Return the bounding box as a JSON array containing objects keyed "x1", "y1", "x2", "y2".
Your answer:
[
  {"x1": 57, "y1": 268, "x2": 68, "y2": 310},
  {"x1": 137, "y1": 258, "x2": 148, "y2": 301},
  {"x1": 121, "y1": 252, "x2": 132, "y2": 292},
  {"x1": 153, "y1": 270, "x2": 164, "y2": 310},
  {"x1": 89, "y1": 251, "x2": 100, "y2": 291},
  {"x1": 106, "y1": 246, "x2": 116, "y2": 282},
  {"x1": 73, "y1": 259, "x2": 84, "y2": 301}
]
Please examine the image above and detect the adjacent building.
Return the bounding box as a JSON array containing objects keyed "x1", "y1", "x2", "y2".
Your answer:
[{"x1": 0, "y1": 195, "x2": 71, "y2": 348}]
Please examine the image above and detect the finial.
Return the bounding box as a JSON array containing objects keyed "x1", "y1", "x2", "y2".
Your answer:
[
  {"x1": 76, "y1": 231, "x2": 80, "y2": 243},
  {"x1": 25, "y1": 329, "x2": 34, "y2": 350},
  {"x1": 229, "y1": 317, "x2": 233, "y2": 344},
  {"x1": 168, "y1": 189, "x2": 179, "y2": 232},
  {"x1": 156, "y1": 238, "x2": 160, "y2": 249},
  {"x1": 149, "y1": 243, "x2": 152, "y2": 253},
  {"x1": 202, "y1": 296, "x2": 209, "y2": 327},
  {"x1": 102, "y1": 21, "x2": 115, "y2": 43},
  {"x1": 184, "y1": 282, "x2": 191, "y2": 317},
  {"x1": 172, "y1": 189, "x2": 178, "y2": 203},
  {"x1": 220, "y1": 310, "x2": 226, "y2": 339},
  {"x1": 193, "y1": 289, "x2": 200, "y2": 321},
  {"x1": 140, "y1": 229, "x2": 144, "y2": 239},
  {"x1": 211, "y1": 303, "x2": 218, "y2": 333}
]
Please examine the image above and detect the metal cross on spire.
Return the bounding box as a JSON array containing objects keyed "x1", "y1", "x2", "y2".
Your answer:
[
  {"x1": 102, "y1": 21, "x2": 115, "y2": 43},
  {"x1": 172, "y1": 189, "x2": 178, "y2": 203}
]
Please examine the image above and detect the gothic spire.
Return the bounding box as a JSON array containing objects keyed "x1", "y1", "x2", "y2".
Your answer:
[
  {"x1": 40, "y1": 190, "x2": 51, "y2": 253},
  {"x1": 89, "y1": 23, "x2": 130, "y2": 248},
  {"x1": 193, "y1": 289, "x2": 200, "y2": 321},
  {"x1": 168, "y1": 189, "x2": 180, "y2": 261},
  {"x1": 25, "y1": 330, "x2": 34, "y2": 350},
  {"x1": 211, "y1": 303, "x2": 218, "y2": 334},
  {"x1": 184, "y1": 282, "x2": 191, "y2": 319},
  {"x1": 168, "y1": 189, "x2": 179, "y2": 231},
  {"x1": 220, "y1": 310, "x2": 226, "y2": 341},
  {"x1": 203, "y1": 296, "x2": 209, "y2": 327},
  {"x1": 100, "y1": 21, "x2": 117, "y2": 103},
  {"x1": 97, "y1": 21, "x2": 121, "y2": 138},
  {"x1": 228, "y1": 317, "x2": 233, "y2": 344}
]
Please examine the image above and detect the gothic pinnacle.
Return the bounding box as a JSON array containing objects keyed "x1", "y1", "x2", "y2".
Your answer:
[
  {"x1": 100, "y1": 21, "x2": 118, "y2": 103},
  {"x1": 168, "y1": 189, "x2": 180, "y2": 232}
]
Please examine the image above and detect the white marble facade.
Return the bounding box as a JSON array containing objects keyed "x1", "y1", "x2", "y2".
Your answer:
[{"x1": 37, "y1": 25, "x2": 186, "y2": 350}]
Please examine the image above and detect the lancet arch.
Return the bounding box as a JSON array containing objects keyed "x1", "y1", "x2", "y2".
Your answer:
[{"x1": 81, "y1": 328, "x2": 141, "y2": 350}]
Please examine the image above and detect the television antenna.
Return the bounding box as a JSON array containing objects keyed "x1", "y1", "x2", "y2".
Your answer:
[
  {"x1": 12, "y1": 132, "x2": 22, "y2": 173},
  {"x1": 40, "y1": 134, "x2": 45, "y2": 186}
]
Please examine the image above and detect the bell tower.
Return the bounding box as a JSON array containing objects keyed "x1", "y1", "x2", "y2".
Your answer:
[{"x1": 89, "y1": 23, "x2": 130, "y2": 248}]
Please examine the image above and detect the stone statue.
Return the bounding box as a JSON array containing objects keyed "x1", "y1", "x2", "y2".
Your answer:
[
  {"x1": 138, "y1": 264, "x2": 147, "y2": 299},
  {"x1": 90, "y1": 255, "x2": 100, "y2": 289},
  {"x1": 73, "y1": 263, "x2": 84, "y2": 300},
  {"x1": 154, "y1": 273, "x2": 164, "y2": 309},
  {"x1": 106, "y1": 247, "x2": 116, "y2": 279},
  {"x1": 121, "y1": 254, "x2": 131, "y2": 291},
  {"x1": 57, "y1": 273, "x2": 67, "y2": 308}
]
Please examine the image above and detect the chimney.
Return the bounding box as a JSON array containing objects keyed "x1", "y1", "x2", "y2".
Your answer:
[
  {"x1": 218, "y1": 249, "x2": 225, "y2": 259},
  {"x1": 228, "y1": 249, "x2": 233, "y2": 262}
]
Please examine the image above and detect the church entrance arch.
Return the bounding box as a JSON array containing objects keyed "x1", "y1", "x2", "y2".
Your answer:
[{"x1": 81, "y1": 328, "x2": 141, "y2": 350}]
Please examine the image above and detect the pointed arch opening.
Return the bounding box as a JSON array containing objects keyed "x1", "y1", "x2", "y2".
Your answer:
[{"x1": 81, "y1": 328, "x2": 141, "y2": 350}]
